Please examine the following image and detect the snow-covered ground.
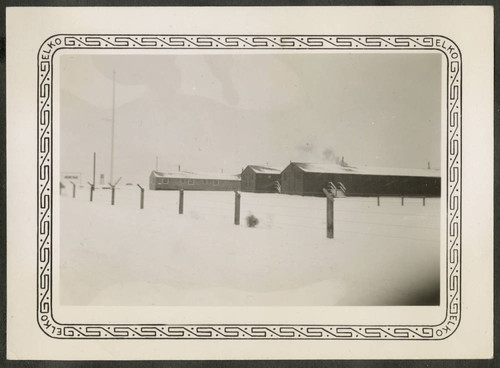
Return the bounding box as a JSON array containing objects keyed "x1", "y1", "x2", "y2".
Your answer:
[{"x1": 59, "y1": 186, "x2": 440, "y2": 306}]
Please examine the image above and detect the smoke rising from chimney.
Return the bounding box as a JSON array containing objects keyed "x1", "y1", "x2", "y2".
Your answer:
[{"x1": 322, "y1": 148, "x2": 337, "y2": 162}]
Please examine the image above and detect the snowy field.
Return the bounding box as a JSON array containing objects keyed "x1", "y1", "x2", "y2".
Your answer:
[{"x1": 59, "y1": 186, "x2": 440, "y2": 306}]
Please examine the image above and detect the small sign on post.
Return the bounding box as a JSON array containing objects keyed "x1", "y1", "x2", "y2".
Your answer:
[
  {"x1": 137, "y1": 184, "x2": 144, "y2": 209},
  {"x1": 234, "y1": 191, "x2": 241, "y2": 225},
  {"x1": 179, "y1": 189, "x2": 184, "y2": 214},
  {"x1": 322, "y1": 188, "x2": 334, "y2": 239}
]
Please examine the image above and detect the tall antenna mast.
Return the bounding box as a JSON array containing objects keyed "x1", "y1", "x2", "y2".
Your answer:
[
  {"x1": 93, "y1": 152, "x2": 96, "y2": 186},
  {"x1": 110, "y1": 70, "x2": 116, "y2": 184}
]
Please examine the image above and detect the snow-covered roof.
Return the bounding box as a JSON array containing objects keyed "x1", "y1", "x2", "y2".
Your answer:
[
  {"x1": 152, "y1": 170, "x2": 240, "y2": 181},
  {"x1": 292, "y1": 163, "x2": 440, "y2": 178},
  {"x1": 246, "y1": 165, "x2": 283, "y2": 174}
]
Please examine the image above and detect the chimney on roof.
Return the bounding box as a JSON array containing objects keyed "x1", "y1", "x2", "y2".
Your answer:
[
  {"x1": 178, "y1": 165, "x2": 181, "y2": 172},
  {"x1": 341, "y1": 156, "x2": 345, "y2": 166},
  {"x1": 427, "y1": 161, "x2": 431, "y2": 169}
]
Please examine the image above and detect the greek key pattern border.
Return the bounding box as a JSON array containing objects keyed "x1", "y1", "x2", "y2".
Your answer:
[{"x1": 37, "y1": 35, "x2": 462, "y2": 340}]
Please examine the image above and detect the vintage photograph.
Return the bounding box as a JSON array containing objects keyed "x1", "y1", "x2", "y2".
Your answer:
[
  {"x1": 58, "y1": 51, "x2": 442, "y2": 307},
  {"x1": 8, "y1": 4, "x2": 495, "y2": 359}
]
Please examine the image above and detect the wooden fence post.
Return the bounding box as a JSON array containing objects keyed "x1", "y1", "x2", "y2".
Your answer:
[
  {"x1": 137, "y1": 184, "x2": 144, "y2": 209},
  {"x1": 234, "y1": 191, "x2": 241, "y2": 225},
  {"x1": 322, "y1": 188, "x2": 334, "y2": 239},
  {"x1": 179, "y1": 189, "x2": 184, "y2": 214},
  {"x1": 327, "y1": 197, "x2": 334, "y2": 238},
  {"x1": 71, "y1": 181, "x2": 76, "y2": 198},
  {"x1": 108, "y1": 178, "x2": 122, "y2": 206},
  {"x1": 111, "y1": 186, "x2": 115, "y2": 205},
  {"x1": 88, "y1": 182, "x2": 94, "y2": 202}
]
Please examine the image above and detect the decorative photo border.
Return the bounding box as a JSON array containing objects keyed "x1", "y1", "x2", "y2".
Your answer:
[{"x1": 37, "y1": 35, "x2": 461, "y2": 340}]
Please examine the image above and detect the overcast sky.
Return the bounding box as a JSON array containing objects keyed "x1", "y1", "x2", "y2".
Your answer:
[{"x1": 59, "y1": 52, "x2": 442, "y2": 185}]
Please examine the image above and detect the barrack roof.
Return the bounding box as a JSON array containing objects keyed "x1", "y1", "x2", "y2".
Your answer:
[
  {"x1": 152, "y1": 170, "x2": 240, "y2": 181},
  {"x1": 246, "y1": 165, "x2": 283, "y2": 174},
  {"x1": 292, "y1": 162, "x2": 440, "y2": 178}
]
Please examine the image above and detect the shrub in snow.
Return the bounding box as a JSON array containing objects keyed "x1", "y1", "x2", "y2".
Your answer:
[{"x1": 246, "y1": 214, "x2": 259, "y2": 228}]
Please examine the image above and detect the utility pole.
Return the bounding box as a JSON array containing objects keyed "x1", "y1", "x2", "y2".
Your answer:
[{"x1": 110, "y1": 70, "x2": 116, "y2": 184}]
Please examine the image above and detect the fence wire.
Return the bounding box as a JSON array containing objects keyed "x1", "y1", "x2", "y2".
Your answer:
[{"x1": 61, "y1": 186, "x2": 440, "y2": 242}]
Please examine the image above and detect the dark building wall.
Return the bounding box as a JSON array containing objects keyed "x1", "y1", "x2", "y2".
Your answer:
[
  {"x1": 149, "y1": 172, "x2": 159, "y2": 190},
  {"x1": 255, "y1": 173, "x2": 281, "y2": 193},
  {"x1": 241, "y1": 167, "x2": 256, "y2": 192},
  {"x1": 242, "y1": 167, "x2": 281, "y2": 193},
  {"x1": 333, "y1": 174, "x2": 440, "y2": 197},
  {"x1": 301, "y1": 172, "x2": 336, "y2": 196},
  {"x1": 302, "y1": 172, "x2": 441, "y2": 197},
  {"x1": 281, "y1": 164, "x2": 304, "y2": 195},
  {"x1": 281, "y1": 165, "x2": 293, "y2": 194},
  {"x1": 281, "y1": 164, "x2": 441, "y2": 197},
  {"x1": 151, "y1": 175, "x2": 240, "y2": 191}
]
